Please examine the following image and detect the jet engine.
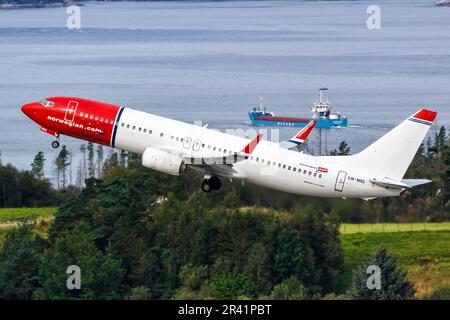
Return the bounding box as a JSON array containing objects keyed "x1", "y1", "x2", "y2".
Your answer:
[{"x1": 142, "y1": 147, "x2": 186, "y2": 175}]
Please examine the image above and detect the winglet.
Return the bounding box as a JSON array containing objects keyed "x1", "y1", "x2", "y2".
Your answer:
[
  {"x1": 288, "y1": 120, "x2": 317, "y2": 145},
  {"x1": 410, "y1": 109, "x2": 437, "y2": 125},
  {"x1": 242, "y1": 133, "x2": 263, "y2": 155}
]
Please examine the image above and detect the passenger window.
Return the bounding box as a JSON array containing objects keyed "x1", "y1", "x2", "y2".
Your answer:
[
  {"x1": 303, "y1": 170, "x2": 307, "y2": 174},
  {"x1": 110, "y1": 120, "x2": 114, "y2": 125},
  {"x1": 105, "y1": 118, "x2": 109, "y2": 123},
  {"x1": 100, "y1": 117, "x2": 104, "y2": 122},
  {"x1": 160, "y1": 132, "x2": 164, "y2": 137},
  {"x1": 283, "y1": 165, "x2": 286, "y2": 169},
  {"x1": 314, "y1": 172, "x2": 317, "y2": 177},
  {"x1": 288, "y1": 166, "x2": 291, "y2": 170},
  {"x1": 139, "y1": 127, "x2": 142, "y2": 132},
  {"x1": 90, "y1": 115, "x2": 94, "y2": 119},
  {"x1": 80, "y1": 112, "x2": 84, "y2": 117},
  {"x1": 95, "y1": 116, "x2": 99, "y2": 121},
  {"x1": 293, "y1": 167, "x2": 296, "y2": 172},
  {"x1": 143, "y1": 129, "x2": 147, "y2": 133},
  {"x1": 132, "y1": 126, "x2": 136, "y2": 130},
  {"x1": 149, "y1": 130, "x2": 152, "y2": 134},
  {"x1": 308, "y1": 171, "x2": 312, "y2": 175},
  {"x1": 85, "y1": 114, "x2": 89, "y2": 118},
  {"x1": 319, "y1": 174, "x2": 322, "y2": 178},
  {"x1": 126, "y1": 124, "x2": 130, "y2": 128}
]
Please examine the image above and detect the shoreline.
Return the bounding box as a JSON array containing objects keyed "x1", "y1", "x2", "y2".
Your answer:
[{"x1": 0, "y1": 2, "x2": 83, "y2": 10}]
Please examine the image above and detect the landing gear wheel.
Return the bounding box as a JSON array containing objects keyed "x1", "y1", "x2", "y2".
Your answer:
[
  {"x1": 209, "y1": 176, "x2": 222, "y2": 190},
  {"x1": 51, "y1": 140, "x2": 60, "y2": 149},
  {"x1": 201, "y1": 179, "x2": 212, "y2": 193}
]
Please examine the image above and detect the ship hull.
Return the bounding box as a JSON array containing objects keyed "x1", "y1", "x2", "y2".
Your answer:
[{"x1": 248, "y1": 112, "x2": 348, "y2": 128}]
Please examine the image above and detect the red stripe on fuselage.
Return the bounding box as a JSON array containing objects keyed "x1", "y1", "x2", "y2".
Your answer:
[{"x1": 33, "y1": 97, "x2": 121, "y2": 146}]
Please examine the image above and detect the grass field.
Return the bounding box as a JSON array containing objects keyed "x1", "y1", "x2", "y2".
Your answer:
[
  {"x1": 0, "y1": 207, "x2": 57, "y2": 223},
  {"x1": 340, "y1": 231, "x2": 450, "y2": 298},
  {"x1": 341, "y1": 222, "x2": 450, "y2": 234}
]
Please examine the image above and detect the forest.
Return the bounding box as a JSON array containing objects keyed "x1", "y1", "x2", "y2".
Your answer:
[{"x1": 0, "y1": 126, "x2": 448, "y2": 299}]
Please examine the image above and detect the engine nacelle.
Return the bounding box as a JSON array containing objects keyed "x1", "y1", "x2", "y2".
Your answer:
[{"x1": 142, "y1": 147, "x2": 186, "y2": 175}]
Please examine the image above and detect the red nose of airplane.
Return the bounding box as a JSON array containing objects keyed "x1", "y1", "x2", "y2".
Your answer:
[{"x1": 21, "y1": 102, "x2": 40, "y2": 119}]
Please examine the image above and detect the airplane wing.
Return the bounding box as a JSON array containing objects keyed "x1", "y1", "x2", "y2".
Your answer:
[
  {"x1": 279, "y1": 120, "x2": 317, "y2": 149},
  {"x1": 180, "y1": 133, "x2": 264, "y2": 176}
]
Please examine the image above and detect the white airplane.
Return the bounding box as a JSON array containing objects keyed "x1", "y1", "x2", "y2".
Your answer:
[{"x1": 21, "y1": 97, "x2": 437, "y2": 199}]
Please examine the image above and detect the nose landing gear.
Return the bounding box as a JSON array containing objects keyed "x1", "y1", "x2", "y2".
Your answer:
[
  {"x1": 201, "y1": 175, "x2": 222, "y2": 192},
  {"x1": 51, "y1": 140, "x2": 60, "y2": 148}
]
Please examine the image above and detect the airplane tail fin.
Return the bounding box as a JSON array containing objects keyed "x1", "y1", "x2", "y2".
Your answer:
[{"x1": 352, "y1": 109, "x2": 437, "y2": 181}]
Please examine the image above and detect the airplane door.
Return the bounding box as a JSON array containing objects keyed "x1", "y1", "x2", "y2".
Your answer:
[
  {"x1": 192, "y1": 139, "x2": 201, "y2": 151},
  {"x1": 64, "y1": 100, "x2": 78, "y2": 122},
  {"x1": 183, "y1": 137, "x2": 192, "y2": 149},
  {"x1": 334, "y1": 171, "x2": 347, "y2": 192}
]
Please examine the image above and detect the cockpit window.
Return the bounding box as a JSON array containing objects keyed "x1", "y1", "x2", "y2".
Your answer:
[{"x1": 39, "y1": 99, "x2": 54, "y2": 107}]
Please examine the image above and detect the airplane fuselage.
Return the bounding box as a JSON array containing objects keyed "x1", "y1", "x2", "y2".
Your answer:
[{"x1": 22, "y1": 97, "x2": 434, "y2": 198}]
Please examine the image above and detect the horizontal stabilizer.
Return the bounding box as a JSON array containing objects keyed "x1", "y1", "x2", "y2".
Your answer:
[
  {"x1": 370, "y1": 177, "x2": 432, "y2": 189},
  {"x1": 401, "y1": 179, "x2": 432, "y2": 188}
]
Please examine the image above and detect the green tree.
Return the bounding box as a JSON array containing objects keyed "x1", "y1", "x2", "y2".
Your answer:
[
  {"x1": 210, "y1": 273, "x2": 255, "y2": 299},
  {"x1": 87, "y1": 142, "x2": 95, "y2": 178},
  {"x1": 352, "y1": 245, "x2": 415, "y2": 300},
  {"x1": 96, "y1": 145, "x2": 104, "y2": 178},
  {"x1": 330, "y1": 141, "x2": 350, "y2": 155},
  {"x1": 243, "y1": 242, "x2": 271, "y2": 294},
  {"x1": 269, "y1": 276, "x2": 311, "y2": 300},
  {"x1": 54, "y1": 145, "x2": 70, "y2": 189},
  {"x1": 35, "y1": 222, "x2": 125, "y2": 299},
  {"x1": 79, "y1": 144, "x2": 87, "y2": 181},
  {"x1": 31, "y1": 151, "x2": 45, "y2": 179},
  {"x1": 126, "y1": 286, "x2": 152, "y2": 300},
  {"x1": 272, "y1": 227, "x2": 309, "y2": 284},
  {"x1": 119, "y1": 150, "x2": 128, "y2": 167},
  {"x1": 0, "y1": 223, "x2": 42, "y2": 300},
  {"x1": 221, "y1": 187, "x2": 240, "y2": 208},
  {"x1": 103, "y1": 150, "x2": 119, "y2": 172}
]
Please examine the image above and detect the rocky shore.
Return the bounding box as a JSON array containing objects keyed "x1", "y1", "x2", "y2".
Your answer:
[{"x1": 0, "y1": 1, "x2": 80, "y2": 9}]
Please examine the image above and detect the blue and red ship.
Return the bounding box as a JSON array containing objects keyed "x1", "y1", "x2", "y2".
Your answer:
[{"x1": 248, "y1": 88, "x2": 348, "y2": 128}]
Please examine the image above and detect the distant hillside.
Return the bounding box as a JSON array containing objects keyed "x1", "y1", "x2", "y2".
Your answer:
[{"x1": 0, "y1": 0, "x2": 66, "y2": 8}]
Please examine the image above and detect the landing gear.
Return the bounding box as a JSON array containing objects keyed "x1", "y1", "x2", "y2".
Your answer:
[
  {"x1": 51, "y1": 140, "x2": 60, "y2": 149},
  {"x1": 201, "y1": 176, "x2": 222, "y2": 193}
]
